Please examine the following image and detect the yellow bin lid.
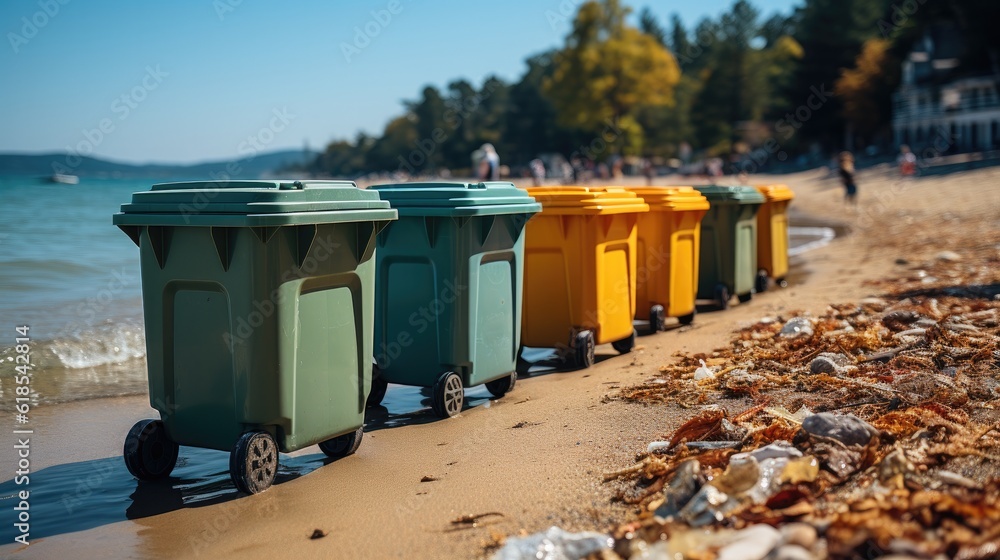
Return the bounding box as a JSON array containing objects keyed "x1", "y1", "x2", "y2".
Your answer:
[
  {"x1": 754, "y1": 184, "x2": 795, "y2": 202},
  {"x1": 620, "y1": 186, "x2": 710, "y2": 212},
  {"x1": 526, "y1": 186, "x2": 649, "y2": 215}
]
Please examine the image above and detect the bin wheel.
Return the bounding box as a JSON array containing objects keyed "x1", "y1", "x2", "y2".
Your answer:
[
  {"x1": 777, "y1": 278, "x2": 788, "y2": 288},
  {"x1": 678, "y1": 309, "x2": 696, "y2": 326},
  {"x1": 648, "y1": 304, "x2": 665, "y2": 334},
  {"x1": 366, "y1": 363, "x2": 388, "y2": 409},
  {"x1": 123, "y1": 419, "x2": 178, "y2": 481},
  {"x1": 573, "y1": 330, "x2": 596, "y2": 369},
  {"x1": 485, "y1": 372, "x2": 517, "y2": 398},
  {"x1": 319, "y1": 426, "x2": 364, "y2": 458},
  {"x1": 714, "y1": 284, "x2": 731, "y2": 310},
  {"x1": 612, "y1": 329, "x2": 636, "y2": 354},
  {"x1": 431, "y1": 371, "x2": 464, "y2": 418},
  {"x1": 230, "y1": 430, "x2": 278, "y2": 495},
  {"x1": 755, "y1": 269, "x2": 770, "y2": 294},
  {"x1": 738, "y1": 292, "x2": 753, "y2": 304}
]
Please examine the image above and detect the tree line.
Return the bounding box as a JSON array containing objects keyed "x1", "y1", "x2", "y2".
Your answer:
[{"x1": 305, "y1": 0, "x2": 1000, "y2": 178}]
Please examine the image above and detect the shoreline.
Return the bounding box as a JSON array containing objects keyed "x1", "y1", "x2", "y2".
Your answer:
[{"x1": 3, "y1": 166, "x2": 998, "y2": 559}]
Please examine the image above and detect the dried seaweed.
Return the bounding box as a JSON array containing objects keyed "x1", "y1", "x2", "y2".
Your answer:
[{"x1": 605, "y1": 274, "x2": 1000, "y2": 558}]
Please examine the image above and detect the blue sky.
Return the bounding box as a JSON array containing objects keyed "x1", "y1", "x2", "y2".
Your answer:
[{"x1": 1, "y1": 0, "x2": 797, "y2": 164}]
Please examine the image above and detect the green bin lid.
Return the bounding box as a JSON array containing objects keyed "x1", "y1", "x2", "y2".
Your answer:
[
  {"x1": 693, "y1": 185, "x2": 766, "y2": 205},
  {"x1": 368, "y1": 182, "x2": 541, "y2": 217},
  {"x1": 113, "y1": 180, "x2": 397, "y2": 227}
]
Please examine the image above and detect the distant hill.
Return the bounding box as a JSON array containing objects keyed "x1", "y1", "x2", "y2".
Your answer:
[{"x1": 0, "y1": 149, "x2": 319, "y2": 179}]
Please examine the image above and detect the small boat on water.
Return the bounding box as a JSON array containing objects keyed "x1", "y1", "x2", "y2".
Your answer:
[{"x1": 48, "y1": 173, "x2": 80, "y2": 184}]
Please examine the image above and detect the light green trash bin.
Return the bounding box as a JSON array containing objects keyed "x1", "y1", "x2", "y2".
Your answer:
[
  {"x1": 367, "y1": 182, "x2": 540, "y2": 418},
  {"x1": 693, "y1": 185, "x2": 765, "y2": 309},
  {"x1": 113, "y1": 180, "x2": 397, "y2": 494}
]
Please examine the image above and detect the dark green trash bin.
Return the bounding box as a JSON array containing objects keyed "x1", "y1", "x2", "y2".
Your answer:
[
  {"x1": 367, "y1": 182, "x2": 540, "y2": 418},
  {"x1": 693, "y1": 185, "x2": 765, "y2": 309},
  {"x1": 113, "y1": 180, "x2": 397, "y2": 494}
]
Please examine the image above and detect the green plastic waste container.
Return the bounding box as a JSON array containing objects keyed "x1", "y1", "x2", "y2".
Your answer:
[
  {"x1": 367, "y1": 182, "x2": 540, "y2": 418},
  {"x1": 693, "y1": 185, "x2": 765, "y2": 309},
  {"x1": 113, "y1": 180, "x2": 397, "y2": 494}
]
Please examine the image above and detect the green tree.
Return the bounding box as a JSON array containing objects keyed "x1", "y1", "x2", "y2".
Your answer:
[
  {"x1": 408, "y1": 86, "x2": 448, "y2": 170},
  {"x1": 787, "y1": 0, "x2": 893, "y2": 149},
  {"x1": 544, "y1": 0, "x2": 680, "y2": 156},
  {"x1": 365, "y1": 115, "x2": 418, "y2": 172},
  {"x1": 504, "y1": 52, "x2": 570, "y2": 163},
  {"x1": 639, "y1": 7, "x2": 667, "y2": 47},
  {"x1": 835, "y1": 38, "x2": 899, "y2": 146},
  {"x1": 669, "y1": 14, "x2": 693, "y2": 71}
]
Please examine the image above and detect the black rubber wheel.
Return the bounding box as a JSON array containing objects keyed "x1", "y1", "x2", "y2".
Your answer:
[
  {"x1": 678, "y1": 309, "x2": 696, "y2": 325},
  {"x1": 573, "y1": 330, "x2": 596, "y2": 369},
  {"x1": 648, "y1": 304, "x2": 665, "y2": 334},
  {"x1": 755, "y1": 269, "x2": 769, "y2": 294},
  {"x1": 778, "y1": 278, "x2": 788, "y2": 288},
  {"x1": 123, "y1": 419, "x2": 179, "y2": 481},
  {"x1": 229, "y1": 430, "x2": 278, "y2": 495},
  {"x1": 738, "y1": 291, "x2": 753, "y2": 303},
  {"x1": 714, "y1": 283, "x2": 731, "y2": 310},
  {"x1": 431, "y1": 371, "x2": 464, "y2": 418},
  {"x1": 366, "y1": 362, "x2": 388, "y2": 409},
  {"x1": 318, "y1": 426, "x2": 364, "y2": 458},
  {"x1": 611, "y1": 329, "x2": 636, "y2": 354},
  {"x1": 485, "y1": 372, "x2": 517, "y2": 398}
]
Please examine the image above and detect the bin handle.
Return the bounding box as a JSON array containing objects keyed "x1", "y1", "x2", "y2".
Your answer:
[{"x1": 278, "y1": 181, "x2": 305, "y2": 190}]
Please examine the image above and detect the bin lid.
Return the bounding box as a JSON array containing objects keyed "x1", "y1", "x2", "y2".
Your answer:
[
  {"x1": 754, "y1": 184, "x2": 795, "y2": 202},
  {"x1": 621, "y1": 186, "x2": 709, "y2": 212},
  {"x1": 525, "y1": 186, "x2": 649, "y2": 215},
  {"x1": 367, "y1": 181, "x2": 541, "y2": 217},
  {"x1": 113, "y1": 180, "x2": 397, "y2": 227},
  {"x1": 692, "y1": 185, "x2": 766, "y2": 205}
]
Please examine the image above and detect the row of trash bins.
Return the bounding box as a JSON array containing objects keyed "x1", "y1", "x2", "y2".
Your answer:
[{"x1": 112, "y1": 180, "x2": 793, "y2": 494}]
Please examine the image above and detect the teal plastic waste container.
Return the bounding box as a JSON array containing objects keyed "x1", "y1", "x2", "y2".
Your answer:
[
  {"x1": 113, "y1": 180, "x2": 397, "y2": 494},
  {"x1": 367, "y1": 182, "x2": 540, "y2": 418},
  {"x1": 693, "y1": 185, "x2": 765, "y2": 309}
]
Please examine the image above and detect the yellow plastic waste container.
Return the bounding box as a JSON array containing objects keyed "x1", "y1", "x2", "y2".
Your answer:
[
  {"x1": 754, "y1": 184, "x2": 794, "y2": 291},
  {"x1": 521, "y1": 187, "x2": 648, "y2": 369},
  {"x1": 623, "y1": 187, "x2": 710, "y2": 333}
]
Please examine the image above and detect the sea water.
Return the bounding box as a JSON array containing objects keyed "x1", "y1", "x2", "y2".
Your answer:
[{"x1": 0, "y1": 176, "x2": 156, "y2": 410}]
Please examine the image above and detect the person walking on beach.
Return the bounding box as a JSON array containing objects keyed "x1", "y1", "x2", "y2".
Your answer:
[
  {"x1": 477, "y1": 143, "x2": 500, "y2": 181},
  {"x1": 838, "y1": 151, "x2": 858, "y2": 206}
]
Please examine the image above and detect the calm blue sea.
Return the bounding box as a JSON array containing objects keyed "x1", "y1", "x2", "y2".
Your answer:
[{"x1": 0, "y1": 175, "x2": 171, "y2": 407}]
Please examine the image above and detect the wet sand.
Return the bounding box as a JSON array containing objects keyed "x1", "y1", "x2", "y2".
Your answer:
[{"x1": 3, "y1": 165, "x2": 999, "y2": 559}]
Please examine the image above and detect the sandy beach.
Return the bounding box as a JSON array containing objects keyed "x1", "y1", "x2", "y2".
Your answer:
[{"x1": 3, "y1": 165, "x2": 999, "y2": 559}]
